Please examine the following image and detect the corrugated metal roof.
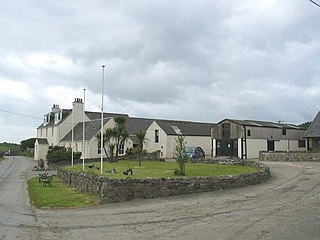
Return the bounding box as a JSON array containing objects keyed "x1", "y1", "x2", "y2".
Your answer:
[
  {"x1": 220, "y1": 119, "x2": 304, "y2": 130},
  {"x1": 36, "y1": 138, "x2": 49, "y2": 145}
]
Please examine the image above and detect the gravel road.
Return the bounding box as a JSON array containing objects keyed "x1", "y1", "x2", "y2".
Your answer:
[{"x1": 1, "y1": 156, "x2": 319, "y2": 240}]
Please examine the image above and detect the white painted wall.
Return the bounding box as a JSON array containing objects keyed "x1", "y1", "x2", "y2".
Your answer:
[
  {"x1": 212, "y1": 139, "x2": 216, "y2": 157},
  {"x1": 144, "y1": 121, "x2": 167, "y2": 158},
  {"x1": 275, "y1": 140, "x2": 288, "y2": 151},
  {"x1": 185, "y1": 136, "x2": 212, "y2": 158},
  {"x1": 246, "y1": 139, "x2": 267, "y2": 159},
  {"x1": 34, "y1": 140, "x2": 49, "y2": 161}
]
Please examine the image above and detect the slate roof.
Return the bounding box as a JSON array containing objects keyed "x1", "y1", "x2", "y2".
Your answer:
[
  {"x1": 303, "y1": 111, "x2": 320, "y2": 138},
  {"x1": 220, "y1": 119, "x2": 304, "y2": 130},
  {"x1": 155, "y1": 119, "x2": 214, "y2": 136},
  {"x1": 36, "y1": 138, "x2": 49, "y2": 145},
  {"x1": 37, "y1": 109, "x2": 72, "y2": 128},
  {"x1": 126, "y1": 117, "x2": 153, "y2": 135},
  {"x1": 61, "y1": 118, "x2": 112, "y2": 142},
  {"x1": 85, "y1": 111, "x2": 128, "y2": 120}
]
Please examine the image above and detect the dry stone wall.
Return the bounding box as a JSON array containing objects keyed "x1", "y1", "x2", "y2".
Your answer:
[
  {"x1": 57, "y1": 160, "x2": 271, "y2": 203},
  {"x1": 259, "y1": 151, "x2": 320, "y2": 162}
]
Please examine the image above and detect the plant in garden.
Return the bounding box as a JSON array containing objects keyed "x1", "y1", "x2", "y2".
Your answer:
[
  {"x1": 46, "y1": 146, "x2": 81, "y2": 164},
  {"x1": 135, "y1": 130, "x2": 148, "y2": 167},
  {"x1": 96, "y1": 128, "x2": 117, "y2": 161},
  {"x1": 113, "y1": 116, "x2": 128, "y2": 160},
  {"x1": 173, "y1": 135, "x2": 189, "y2": 176}
]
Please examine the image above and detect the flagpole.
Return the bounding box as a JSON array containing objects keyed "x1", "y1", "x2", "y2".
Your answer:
[
  {"x1": 82, "y1": 89, "x2": 86, "y2": 171},
  {"x1": 71, "y1": 101, "x2": 74, "y2": 166},
  {"x1": 101, "y1": 65, "x2": 105, "y2": 174}
]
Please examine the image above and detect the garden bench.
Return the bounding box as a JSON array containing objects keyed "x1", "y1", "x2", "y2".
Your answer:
[
  {"x1": 38, "y1": 172, "x2": 48, "y2": 182},
  {"x1": 42, "y1": 175, "x2": 54, "y2": 187}
]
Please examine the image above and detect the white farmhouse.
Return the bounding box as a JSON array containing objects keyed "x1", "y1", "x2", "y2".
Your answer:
[{"x1": 34, "y1": 99, "x2": 213, "y2": 161}]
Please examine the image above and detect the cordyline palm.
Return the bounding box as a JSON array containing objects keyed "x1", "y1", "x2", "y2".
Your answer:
[
  {"x1": 114, "y1": 116, "x2": 128, "y2": 160},
  {"x1": 96, "y1": 128, "x2": 117, "y2": 161},
  {"x1": 136, "y1": 130, "x2": 147, "y2": 167}
]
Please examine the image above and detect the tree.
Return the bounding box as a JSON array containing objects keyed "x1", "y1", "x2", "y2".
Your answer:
[
  {"x1": 173, "y1": 135, "x2": 188, "y2": 176},
  {"x1": 136, "y1": 130, "x2": 147, "y2": 167},
  {"x1": 113, "y1": 116, "x2": 128, "y2": 160},
  {"x1": 299, "y1": 121, "x2": 312, "y2": 130},
  {"x1": 47, "y1": 146, "x2": 81, "y2": 164},
  {"x1": 20, "y1": 138, "x2": 36, "y2": 150},
  {"x1": 96, "y1": 117, "x2": 128, "y2": 162}
]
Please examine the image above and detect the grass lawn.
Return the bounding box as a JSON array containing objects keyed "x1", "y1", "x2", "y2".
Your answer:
[
  {"x1": 28, "y1": 177, "x2": 100, "y2": 209},
  {"x1": 64, "y1": 161, "x2": 256, "y2": 179}
]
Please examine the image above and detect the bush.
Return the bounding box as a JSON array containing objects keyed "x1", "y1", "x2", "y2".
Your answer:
[{"x1": 47, "y1": 146, "x2": 81, "y2": 164}]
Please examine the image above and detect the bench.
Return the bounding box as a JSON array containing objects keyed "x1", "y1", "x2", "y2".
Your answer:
[
  {"x1": 38, "y1": 172, "x2": 48, "y2": 182},
  {"x1": 42, "y1": 175, "x2": 55, "y2": 187}
]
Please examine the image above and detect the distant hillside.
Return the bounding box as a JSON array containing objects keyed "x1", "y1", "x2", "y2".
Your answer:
[
  {"x1": 0, "y1": 142, "x2": 21, "y2": 156},
  {"x1": 299, "y1": 121, "x2": 312, "y2": 130}
]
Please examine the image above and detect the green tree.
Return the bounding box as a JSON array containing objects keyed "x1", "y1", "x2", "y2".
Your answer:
[
  {"x1": 136, "y1": 130, "x2": 148, "y2": 167},
  {"x1": 173, "y1": 135, "x2": 188, "y2": 176},
  {"x1": 113, "y1": 116, "x2": 128, "y2": 160},
  {"x1": 299, "y1": 121, "x2": 312, "y2": 129},
  {"x1": 20, "y1": 138, "x2": 36, "y2": 151},
  {"x1": 47, "y1": 146, "x2": 81, "y2": 164}
]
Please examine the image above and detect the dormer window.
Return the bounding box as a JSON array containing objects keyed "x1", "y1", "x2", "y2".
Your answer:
[
  {"x1": 44, "y1": 114, "x2": 50, "y2": 125},
  {"x1": 55, "y1": 110, "x2": 63, "y2": 124}
]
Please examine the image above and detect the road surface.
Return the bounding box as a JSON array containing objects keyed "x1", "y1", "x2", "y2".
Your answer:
[{"x1": 0, "y1": 156, "x2": 319, "y2": 239}]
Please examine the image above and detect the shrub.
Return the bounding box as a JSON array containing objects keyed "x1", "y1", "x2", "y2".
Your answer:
[
  {"x1": 47, "y1": 146, "x2": 81, "y2": 164},
  {"x1": 174, "y1": 169, "x2": 182, "y2": 176},
  {"x1": 173, "y1": 135, "x2": 189, "y2": 176}
]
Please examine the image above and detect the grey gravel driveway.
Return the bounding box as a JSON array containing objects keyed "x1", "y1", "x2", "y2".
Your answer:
[{"x1": 1, "y1": 156, "x2": 319, "y2": 240}]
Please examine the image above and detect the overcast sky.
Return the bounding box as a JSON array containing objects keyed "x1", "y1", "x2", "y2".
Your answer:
[{"x1": 1, "y1": 0, "x2": 320, "y2": 143}]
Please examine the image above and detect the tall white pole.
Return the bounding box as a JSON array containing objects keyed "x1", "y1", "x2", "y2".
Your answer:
[
  {"x1": 82, "y1": 89, "x2": 86, "y2": 171},
  {"x1": 101, "y1": 65, "x2": 105, "y2": 174},
  {"x1": 71, "y1": 101, "x2": 74, "y2": 166}
]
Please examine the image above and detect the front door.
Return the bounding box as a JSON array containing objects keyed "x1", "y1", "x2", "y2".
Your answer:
[{"x1": 267, "y1": 140, "x2": 275, "y2": 151}]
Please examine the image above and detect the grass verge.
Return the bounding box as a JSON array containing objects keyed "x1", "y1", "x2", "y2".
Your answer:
[
  {"x1": 64, "y1": 161, "x2": 256, "y2": 179},
  {"x1": 28, "y1": 177, "x2": 100, "y2": 209}
]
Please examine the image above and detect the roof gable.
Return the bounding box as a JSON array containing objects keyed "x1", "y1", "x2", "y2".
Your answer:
[{"x1": 303, "y1": 111, "x2": 320, "y2": 138}]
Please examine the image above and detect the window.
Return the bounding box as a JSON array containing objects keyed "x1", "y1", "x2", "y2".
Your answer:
[
  {"x1": 118, "y1": 144, "x2": 125, "y2": 155},
  {"x1": 222, "y1": 123, "x2": 230, "y2": 138},
  {"x1": 98, "y1": 147, "x2": 102, "y2": 155},
  {"x1": 282, "y1": 128, "x2": 287, "y2": 136},
  {"x1": 247, "y1": 130, "x2": 251, "y2": 137},
  {"x1": 51, "y1": 127, "x2": 54, "y2": 137},
  {"x1": 155, "y1": 130, "x2": 159, "y2": 143},
  {"x1": 44, "y1": 114, "x2": 50, "y2": 125},
  {"x1": 298, "y1": 140, "x2": 306, "y2": 148},
  {"x1": 55, "y1": 111, "x2": 63, "y2": 124}
]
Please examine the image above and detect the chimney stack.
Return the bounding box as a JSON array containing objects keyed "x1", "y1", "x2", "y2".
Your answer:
[{"x1": 51, "y1": 104, "x2": 60, "y2": 113}]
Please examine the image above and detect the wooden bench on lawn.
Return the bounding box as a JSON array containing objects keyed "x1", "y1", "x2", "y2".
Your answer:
[{"x1": 42, "y1": 175, "x2": 55, "y2": 187}]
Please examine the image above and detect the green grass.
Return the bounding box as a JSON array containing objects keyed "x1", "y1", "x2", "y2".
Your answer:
[
  {"x1": 28, "y1": 177, "x2": 100, "y2": 209},
  {"x1": 64, "y1": 161, "x2": 256, "y2": 179}
]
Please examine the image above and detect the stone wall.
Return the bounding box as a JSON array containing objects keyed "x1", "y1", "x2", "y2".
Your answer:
[
  {"x1": 259, "y1": 151, "x2": 320, "y2": 162},
  {"x1": 57, "y1": 160, "x2": 271, "y2": 204}
]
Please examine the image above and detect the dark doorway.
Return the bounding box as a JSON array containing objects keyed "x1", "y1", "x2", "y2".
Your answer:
[
  {"x1": 216, "y1": 139, "x2": 238, "y2": 157},
  {"x1": 267, "y1": 140, "x2": 275, "y2": 151}
]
